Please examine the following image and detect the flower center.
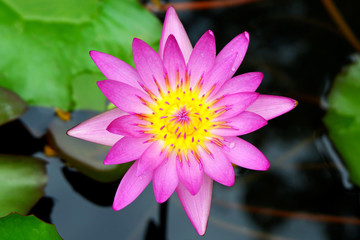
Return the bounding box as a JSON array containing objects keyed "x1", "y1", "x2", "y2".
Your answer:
[
  {"x1": 136, "y1": 75, "x2": 228, "y2": 159},
  {"x1": 152, "y1": 91, "x2": 213, "y2": 153}
]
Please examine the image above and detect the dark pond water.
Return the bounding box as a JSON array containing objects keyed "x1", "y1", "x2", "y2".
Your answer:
[{"x1": 2, "y1": 0, "x2": 360, "y2": 239}]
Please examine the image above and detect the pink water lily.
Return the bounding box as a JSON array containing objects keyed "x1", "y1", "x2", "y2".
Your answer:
[{"x1": 67, "y1": 7, "x2": 296, "y2": 235}]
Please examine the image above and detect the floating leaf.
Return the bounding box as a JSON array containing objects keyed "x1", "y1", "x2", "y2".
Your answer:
[
  {"x1": 48, "y1": 111, "x2": 131, "y2": 182},
  {"x1": 3, "y1": 0, "x2": 98, "y2": 24},
  {"x1": 0, "y1": 213, "x2": 62, "y2": 239},
  {"x1": 0, "y1": 0, "x2": 162, "y2": 111},
  {"x1": 324, "y1": 56, "x2": 360, "y2": 186},
  {"x1": 0, "y1": 87, "x2": 26, "y2": 126},
  {"x1": 71, "y1": 72, "x2": 107, "y2": 111},
  {"x1": 0, "y1": 155, "x2": 47, "y2": 217}
]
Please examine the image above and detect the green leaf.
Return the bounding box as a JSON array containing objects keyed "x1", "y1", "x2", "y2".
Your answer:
[
  {"x1": 324, "y1": 56, "x2": 360, "y2": 186},
  {"x1": 0, "y1": 0, "x2": 162, "y2": 111},
  {"x1": 0, "y1": 87, "x2": 26, "y2": 126},
  {"x1": 0, "y1": 155, "x2": 47, "y2": 217},
  {"x1": 71, "y1": 72, "x2": 107, "y2": 111},
  {"x1": 0, "y1": 213, "x2": 62, "y2": 240},
  {"x1": 3, "y1": 0, "x2": 98, "y2": 24},
  {"x1": 48, "y1": 111, "x2": 131, "y2": 182}
]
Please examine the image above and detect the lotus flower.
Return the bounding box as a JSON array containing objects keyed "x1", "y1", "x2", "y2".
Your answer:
[{"x1": 67, "y1": 7, "x2": 297, "y2": 235}]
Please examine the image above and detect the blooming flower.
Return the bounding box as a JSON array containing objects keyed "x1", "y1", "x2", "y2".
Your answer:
[{"x1": 67, "y1": 7, "x2": 296, "y2": 235}]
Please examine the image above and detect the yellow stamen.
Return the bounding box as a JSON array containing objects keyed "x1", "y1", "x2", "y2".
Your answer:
[{"x1": 140, "y1": 74, "x2": 227, "y2": 159}]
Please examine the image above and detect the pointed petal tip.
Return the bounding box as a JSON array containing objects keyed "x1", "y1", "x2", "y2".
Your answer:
[
  {"x1": 112, "y1": 161, "x2": 152, "y2": 211},
  {"x1": 112, "y1": 205, "x2": 120, "y2": 211},
  {"x1": 195, "y1": 224, "x2": 207, "y2": 236},
  {"x1": 177, "y1": 175, "x2": 213, "y2": 236},
  {"x1": 167, "y1": 34, "x2": 175, "y2": 40},
  {"x1": 204, "y1": 30, "x2": 215, "y2": 39},
  {"x1": 112, "y1": 198, "x2": 126, "y2": 211},
  {"x1": 132, "y1": 38, "x2": 143, "y2": 48},
  {"x1": 294, "y1": 99, "x2": 299, "y2": 108},
  {"x1": 103, "y1": 159, "x2": 112, "y2": 165},
  {"x1": 224, "y1": 177, "x2": 235, "y2": 187},
  {"x1": 65, "y1": 125, "x2": 83, "y2": 139},
  {"x1": 166, "y1": 6, "x2": 176, "y2": 13},
  {"x1": 207, "y1": 30, "x2": 214, "y2": 37},
  {"x1": 154, "y1": 189, "x2": 174, "y2": 204},
  {"x1": 96, "y1": 80, "x2": 103, "y2": 88},
  {"x1": 66, "y1": 128, "x2": 75, "y2": 137},
  {"x1": 155, "y1": 196, "x2": 167, "y2": 204},
  {"x1": 89, "y1": 50, "x2": 105, "y2": 62},
  {"x1": 247, "y1": 95, "x2": 298, "y2": 120},
  {"x1": 160, "y1": 5, "x2": 192, "y2": 61},
  {"x1": 244, "y1": 31, "x2": 250, "y2": 40},
  {"x1": 112, "y1": 202, "x2": 127, "y2": 211},
  {"x1": 255, "y1": 160, "x2": 270, "y2": 171},
  {"x1": 281, "y1": 97, "x2": 298, "y2": 114}
]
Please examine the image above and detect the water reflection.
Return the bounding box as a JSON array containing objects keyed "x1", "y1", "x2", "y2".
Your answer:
[{"x1": 62, "y1": 167, "x2": 118, "y2": 206}]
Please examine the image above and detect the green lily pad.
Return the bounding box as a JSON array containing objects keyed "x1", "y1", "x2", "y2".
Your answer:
[
  {"x1": 0, "y1": 155, "x2": 47, "y2": 217},
  {"x1": 0, "y1": 87, "x2": 26, "y2": 126},
  {"x1": 324, "y1": 56, "x2": 360, "y2": 186},
  {"x1": 48, "y1": 111, "x2": 131, "y2": 182},
  {"x1": 0, "y1": 0, "x2": 161, "y2": 111},
  {"x1": 3, "y1": 0, "x2": 98, "y2": 24},
  {"x1": 0, "y1": 213, "x2": 62, "y2": 240}
]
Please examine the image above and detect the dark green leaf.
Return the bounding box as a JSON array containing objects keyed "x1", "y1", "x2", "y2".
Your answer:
[
  {"x1": 0, "y1": 213, "x2": 62, "y2": 240},
  {"x1": 3, "y1": 0, "x2": 98, "y2": 24},
  {"x1": 324, "y1": 56, "x2": 360, "y2": 186},
  {"x1": 0, "y1": 87, "x2": 26, "y2": 126},
  {"x1": 0, "y1": 155, "x2": 47, "y2": 217}
]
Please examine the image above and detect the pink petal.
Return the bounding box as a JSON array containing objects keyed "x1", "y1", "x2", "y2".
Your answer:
[
  {"x1": 224, "y1": 136, "x2": 270, "y2": 170},
  {"x1": 159, "y1": 7, "x2": 192, "y2": 62},
  {"x1": 213, "y1": 92, "x2": 259, "y2": 121},
  {"x1": 133, "y1": 38, "x2": 167, "y2": 95},
  {"x1": 187, "y1": 31, "x2": 216, "y2": 88},
  {"x1": 107, "y1": 114, "x2": 147, "y2": 138},
  {"x1": 200, "y1": 53, "x2": 237, "y2": 96},
  {"x1": 198, "y1": 143, "x2": 235, "y2": 186},
  {"x1": 67, "y1": 108, "x2": 125, "y2": 146},
  {"x1": 152, "y1": 154, "x2": 178, "y2": 203},
  {"x1": 215, "y1": 31, "x2": 249, "y2": 79},
  {"x1": 211, "y1": 111, "x2": 267, "y2": 137},
  {"x1": 89, "y1": 51, "x2": 143, "y2": 90},
  {"x1": 103, "y1": 136, "x2": 151, "y2": 165},
  {"x1": 211, "y1": 72, "x2": 263, "y2": 99},
  {"x1": 246, "y1": 95, "x2": 298, "y2": 120},
  {"x1": 176, "y1": 153, "x2": 203, "y2": 195},
  {"x1": 176, "y1": 174, "x2": 213, "y2": 236},
  {"x1": 113, "y1": 161, "x2": 152, "y2": 211},
  {"x1": 163, "y1": 35, "x2": 186, "y2": 91},
  {"x1": 97, "y1": 80, "x2": 152, "y2": 114},
  {"x1": 137, "y1": 141, "x2": 166, "y2": 176}
]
